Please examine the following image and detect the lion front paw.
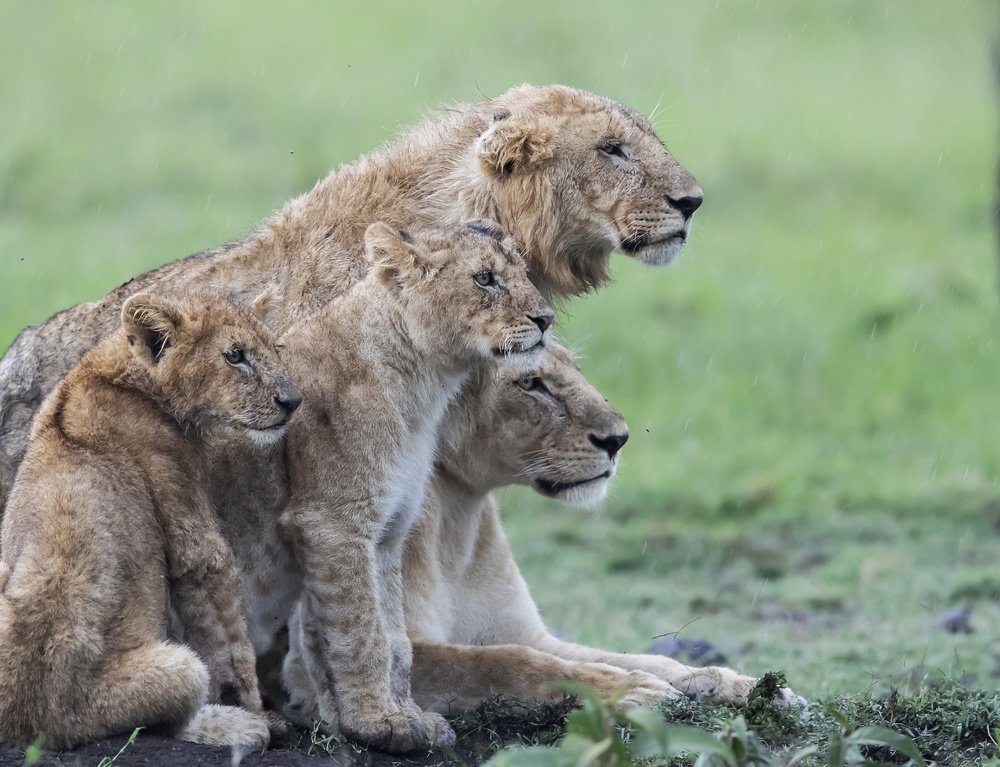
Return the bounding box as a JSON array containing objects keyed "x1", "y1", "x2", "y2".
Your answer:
[
  {"x1": 339, "y1": 706, "x2": 441, "y2": 754},
  {"x1": 419, "y1": 710, "x2": 456, "y2": 746},
  {"x1": 613, "y1": 669, "x2": 684, "y2": 708},
  {"x1": 773, "y1": 686, "x2": 807, "y2": 708},
  {"x1": 672, "y1": 667, "x2": 755, "y2": 704}
]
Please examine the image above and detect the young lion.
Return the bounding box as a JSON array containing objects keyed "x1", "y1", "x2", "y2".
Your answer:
[
  {"x1": 0, "y1": 292, "x2": 301, "y2": 750},
  {"x1": 282, "y1": 345, "x2": 799, "y2": 722},
  {"x1": 276, "y1": 222, "x2": 552, "y2": 752}
]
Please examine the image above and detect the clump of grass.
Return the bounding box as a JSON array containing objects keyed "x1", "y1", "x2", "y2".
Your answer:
[
  {"x1": 836, "y1": 685, "x2": 1000, "y2": 765},
  {"x1": 479, "y1": 680, "x2": 933, "y2": 767},
  {"x1": 449, "y1": 696, "x2": 575, "y2": 762}
]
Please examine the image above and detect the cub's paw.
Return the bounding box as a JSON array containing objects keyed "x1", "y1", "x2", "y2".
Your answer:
[
  {"x1": 419, "y1": 710, "x2": 456, "y2": 747},
  {"x1": 177, "y1": 703, "x2": 270, "y2": 748},
  {"x1": 340, "y1": 707, "x2": 437, "y2": 754}
]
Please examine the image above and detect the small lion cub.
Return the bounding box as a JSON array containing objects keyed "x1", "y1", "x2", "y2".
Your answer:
[
  {"x1": 0, "y1": 292, "x2": 301, "y2": 751},
  {"x1": 279, "y1": 222, "x2": 553, "y2": 753}
]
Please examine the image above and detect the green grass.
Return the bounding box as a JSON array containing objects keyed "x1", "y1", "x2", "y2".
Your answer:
[{"x1": 2, "y1": 0, "x2": 999, "y2": 736}]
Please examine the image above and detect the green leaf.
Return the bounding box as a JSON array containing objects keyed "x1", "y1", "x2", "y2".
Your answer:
[
  {"x1": 21, "y1": 735, "x2": 44, "y2": 767},
  {"x1": 664, "y1": 726, "x2": 738, "y2": 767},
  {"x1": 484, "y1": 744, "x2": 560, "y2": 767},
  {"x1": 624, "y1": 708, "x2": 671, "y2": 759},
  {"x1": 848, "y1": 725, "x2": 927, "y2": 767},
  {"x1": 557, "y1": 734, "x2": 611, "y2": 767},
  {"x1": 827, "y1": 731, "x2": 846, "y2": 767}
]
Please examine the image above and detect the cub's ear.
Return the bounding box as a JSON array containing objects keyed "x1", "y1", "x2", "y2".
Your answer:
[
  {"x1": 251, "y1": 285, "x2": 284, "y2": 331},
  {"x1": 364, "y1": 222, "x2": 424, "y2": 286},
  {"x1": 476, "y1": 118, "x2": 555, "y2": 179},
  {"x1": 121, "y1": 293, "x2": 184, "y2": 365}
]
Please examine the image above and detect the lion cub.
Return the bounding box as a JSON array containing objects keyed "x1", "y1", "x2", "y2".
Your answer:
[
  {"x1": 0, "y1": 292, "x2": 301, "y2": 751},
  {"x1": 278, "y1": 221, "x2": 553, "y2": 752}
]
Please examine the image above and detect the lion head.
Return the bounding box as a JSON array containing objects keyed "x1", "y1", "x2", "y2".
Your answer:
[
  {"x1": 437, "y1": 84, "x2": 702, "y2": 298},
  {"x1": 438, "y1": 343, "x2": 628, "y2": 507},
  {"x1": 121, "y1": 292, "x2": 302, "y2": 445}
]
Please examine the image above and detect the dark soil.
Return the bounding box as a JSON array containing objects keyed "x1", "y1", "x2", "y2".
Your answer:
[{"x1": 0, "y1": 700, "x2": 574, "y2": 767}]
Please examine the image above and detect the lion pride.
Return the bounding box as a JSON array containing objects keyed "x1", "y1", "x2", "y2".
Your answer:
[{"x1": 0, "y1": 84, "x2": 706, "y2": 752}]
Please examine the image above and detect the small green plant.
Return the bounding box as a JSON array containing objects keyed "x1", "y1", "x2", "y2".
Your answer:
[
  {"x1": 483, "y1": 682, "x2": 930, "y2": 767},
  {"x1": 95, "y1": 727, "x2": 141, "y2": 767},
  {"x1": 21, "y1": 735, "x2": 43, "y2": 767},
  {"x1": 786, "y1": 709, "x2": 927, "y2": 767}
]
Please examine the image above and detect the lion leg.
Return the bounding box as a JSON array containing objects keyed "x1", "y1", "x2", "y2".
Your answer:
[
  {"x1": 410, "y1": 640, "x2": 680, "y2": 715},
  {"x1": 529, "y1": 633, "x2": 803, "y2": 706},
  {"x1": 171, "y1": 555, "x2": 264, "y2": 715},
  {"x1": 287, "y1": 502, "x2": 435, "y2": 754},
  {"x1": 64, "y1": 641, "x2": 209, "y2": 750},
  {"x1": 378, "y1": 546, "x2": 455, "y2": 746},
  {"x1": 282, "y1": 597, "x2": 338, "y2": 728}
]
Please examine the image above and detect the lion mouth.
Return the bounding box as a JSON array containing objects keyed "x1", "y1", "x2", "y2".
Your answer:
[
  {"x1": 492, "y1": 336, "x2": 547, "y2": 357},
  {"x1": 536, "y1": 471, "x2": 611, "y2": 497},
  {"x1": 619, "y1": 231, "x2": 685, "y2": 254}
]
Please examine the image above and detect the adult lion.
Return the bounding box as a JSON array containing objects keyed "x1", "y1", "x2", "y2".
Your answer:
[{"x1": 0, "y1": 84, "x2": 702, "y2": 752}]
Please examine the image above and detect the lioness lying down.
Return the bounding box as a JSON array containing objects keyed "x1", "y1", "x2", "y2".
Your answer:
[
  {"x1": 0, "y1": 293, "x2": 300, "y2": 750},
  {"x1": 0, "y1": 84, "x2": 708, "y2": 751},
  {"x1": 281, "y1": 344, "x2": 801, "y2": 723}
]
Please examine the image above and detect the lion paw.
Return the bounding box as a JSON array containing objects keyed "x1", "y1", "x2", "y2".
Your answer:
[
  {"x1": 614, "y1": 670, "x2": 684, "y2": 708},
  {"x1": 420, "y1": 711, "x2": 456, "y2": 746},
  {"x1": 672, "y1": 667, "x2": 753, "y2": 704},
  {"x1": 773, "y1": 686, "x2": 807, "y2": 708},
  {"x1": 177, "y1": 703, "x2": 271, "y2": 748},
  {"x1": 339, "y1": 706, "x2": 440, "y2": 754}
]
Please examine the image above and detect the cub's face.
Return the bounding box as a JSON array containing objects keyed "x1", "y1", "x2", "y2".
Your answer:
[
  {"x1": 475, "y1": 84, "x2": 703, "y2": 294},
  {"x1": 365, "y1": 222, "x2": 554, "y2": 374},
  {"x1": 440, "y1": 343, "x2": 628, "y2": 507},
  {"x1": 121, "y1": 293, "x2": 302, "y2": 446}
]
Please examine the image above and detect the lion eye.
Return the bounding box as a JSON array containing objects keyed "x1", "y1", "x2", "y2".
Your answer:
[
  {"x1": 474, "y1": 270, "x2": 496, "y2": 287},
  {"x1": 517, "y1": 376, "x2": 549, "y2": 395},
  {"x1": 599, "y1": 142, "x2": 626, "y2": 159},
  {"x1": 224, "y1": 347, "x2": 246, "y2": 366}
]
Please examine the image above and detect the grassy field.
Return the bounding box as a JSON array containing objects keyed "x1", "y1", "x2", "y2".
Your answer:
[{"x1": 2, "y1": 0, "x2": 999, "y2": 758}]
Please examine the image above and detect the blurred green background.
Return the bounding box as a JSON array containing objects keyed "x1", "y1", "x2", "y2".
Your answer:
[{"x1": 2, "y1": 1, "x2": 998, "y2": 699}]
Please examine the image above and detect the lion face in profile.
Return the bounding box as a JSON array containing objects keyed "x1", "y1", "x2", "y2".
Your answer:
[
  {"x1": 440, "y1": 343, "x2": 628, "y2": 507},
  {"x1": 364, "y1": 221, "x2": 554, "y2": 376},
  {"x1": 469, "y1": 84, "x2": 702, "y2": 296}
]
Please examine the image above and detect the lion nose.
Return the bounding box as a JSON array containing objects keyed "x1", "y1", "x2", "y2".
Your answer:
[
  {"x1": 276, "y1": 392, "x2": 302, "y2": 417},
  {"x1": 529, "y1": 312, "x2": 554, "y2": 333},
  {"x1": 276, "y1": 379, "x2": 303, "y2": 417},
  {"x1": 666, "y1": 194, "x2": 703, "y2": 219},
  {"x1": 589, "y1": 431, "x2": 629, "y2": 459}
]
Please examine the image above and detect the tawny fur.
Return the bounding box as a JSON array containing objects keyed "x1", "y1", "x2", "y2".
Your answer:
[
  {"x1": 275, "y1": 223, "x2": 551, "y2": 753},
  {"x1": 280, "y1": 345, "x2": 801, "y2": 721},
  {"x1": 0, "y1": 293, "x2": 299, "y2": 750},
  {"x1": 0, "y1": 84, "x2": 701, "y2": 492},
  {"x1": 0, "y1": 85, "x2": 706, "y2": 751}
]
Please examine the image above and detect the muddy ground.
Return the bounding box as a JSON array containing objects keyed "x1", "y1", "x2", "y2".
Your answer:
[{"x1": 0, "y1": 701, "x2": 574, "y2": 767}]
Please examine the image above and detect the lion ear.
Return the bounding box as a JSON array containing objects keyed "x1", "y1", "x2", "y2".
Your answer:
[
  {"x1": 476, "y1": 118, "x2": 555, "y2": 179},
  {"x1": 364, "y1": 222, "x2": 424, "y2": 286},
  {"x1": 121, "y1": 293, "x2": 184, "y2": 365},
  {"x1": 251, "y1": 285, "x2": 283, "y2": 330}
]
